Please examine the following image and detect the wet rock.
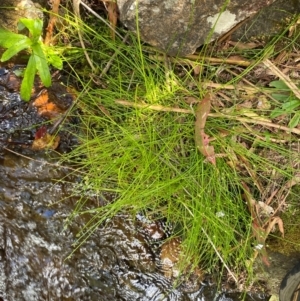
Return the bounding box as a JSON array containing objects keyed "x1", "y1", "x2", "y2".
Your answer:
[
  {"x1": 0, "y1": 67, "x2": 78, "y2": 155},
  {"x1": 117, "y1": 0, "x2": 276, "y2": 56},
  {"x1": 254, "y1": 251, "x2": 300, "y2": 296}
]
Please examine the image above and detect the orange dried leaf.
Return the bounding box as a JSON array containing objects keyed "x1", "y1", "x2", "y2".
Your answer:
[
  {"x1": 33, "y1": 90, "x2": 64, "y2": 119},
  {"x1": 265, "y1": 216, "x2": 284, "y2": 238}
]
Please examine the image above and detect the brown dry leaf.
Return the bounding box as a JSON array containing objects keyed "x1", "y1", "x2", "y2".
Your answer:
[
  {"x1": 44, "y1": 0, "x2": 61, "y2": 45},
  {"x1": 285, "y1": 173, "x2": 300, "y2": 189},
  {"x1": 194, "y1": 93, "x2": 216, "y2": 165},
  {"x1": 257, "y1": 201, "x2": 274, "y2": 217},
  {"x1": 193, "y1": 64, "x2": 201, "y2": 76},
  {"x1": 289, "y1": 16, "x2": 300, "y2": 37},
  {"x1": 103, "y1": 0, "x2": 118, "y2": 40},
  {"x1": 184, "y1": 96, "x2": 199, "y2": 105},
  {"x1": 265, "y1": 216, "x2": 284, "y2": 238},
  {"x1": 227, "y1": 55, "x2": 250, "y2": 62},
  {"x1": 32, "y1": 132, "x2": 60, "y2": 150}
]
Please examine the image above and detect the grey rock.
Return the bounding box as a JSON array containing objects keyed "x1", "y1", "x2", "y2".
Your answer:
[
  {"x1": 232, "y1": 0, "x2": 300, "y2": 41},
  {"x1": 117, "y1": 0, "x2": 276, "y2": 56},
  {"x1": 0, "y1": 0, "x2": 45, "y2": 32}
]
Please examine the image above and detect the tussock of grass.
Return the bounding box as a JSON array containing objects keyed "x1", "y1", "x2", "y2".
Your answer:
[
  {"x1": 64, "y1": 100, "x2": 253, "y2": 271},
  {"x1": 57, "y1": 7, "x2": 299, "y2": 288}
]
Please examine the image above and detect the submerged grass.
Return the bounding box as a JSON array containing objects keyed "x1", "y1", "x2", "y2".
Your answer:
[{"x1": 57, "y1": 5, "x2": 300, "y2": 288}]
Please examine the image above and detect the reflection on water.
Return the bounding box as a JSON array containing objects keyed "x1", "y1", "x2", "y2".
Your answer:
[
  {"x1": 0, "y1": 151, "x2": 271, "y2": 301},
  {"x1": 0, "y1": 151, "x2": 202, "y2": 300}
]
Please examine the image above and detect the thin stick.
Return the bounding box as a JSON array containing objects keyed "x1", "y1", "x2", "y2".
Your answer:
[
  {"x1": 73, "y1": 0, "x2": 96, "y2": 72},
  {"x1": 44, "y1": 0, "x2": 61, "y2": 45},
  {"x1": 225, "y1": 68, "x2": 281, "y2": 104},
  {"x1": 262, "y1": 58, "x2": 300, "y2": 100},
  {"x1": 80, "y1": 1, "x2": 124, "y2": 40},
  {"x1": 203, "y1": 82, "x2": 258, "y2": 94},
  {"x1": 149, "y1": 54, "x2": 252, "y2": 67},
  {"x1": 115, "y1": 99, "x2": 192, "y2": 114},
  {"x1": 114, "y1": 99, "x2": 300, "y2": 135},
  {"x1": 100, "y1": 33, "x2": 130, "y2": 78},
  {"x1": 201, "y1": 226, "x2": 238, "y2": 283},
  {"x1": 241, "y1": 122, "x2": 288, "y2": 143},
  {"x1": 184, "y1": 55, "x2": 252, "y2": 67}
]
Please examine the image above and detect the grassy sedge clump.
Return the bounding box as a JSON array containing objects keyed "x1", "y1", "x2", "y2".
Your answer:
[{"x1": 58, "y1": 7, "x2": 299, "y2": 286}]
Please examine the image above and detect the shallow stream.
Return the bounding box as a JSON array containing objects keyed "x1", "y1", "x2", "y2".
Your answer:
[{"x1": 0, "y1": 149, "x2": 272, "y2": 301}]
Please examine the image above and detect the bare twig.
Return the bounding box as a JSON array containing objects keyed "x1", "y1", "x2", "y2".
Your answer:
[
  {"x1": 73, "y1": 0, "x2": 96, "y2": 72},
  {"x1": 184, "y1": 55, "x2": 252, "y2": 67},
  {"x1": 225, "y1": 69, "x2": 281, "y2": 104},
  {"x1": 79, "y1": 1, "x2": 124, "y2": 40},
  {"x1": 114, "y1": 99, "x2": 300, "y2": 135},
  {"x1": 149, "y1": 54, "x2": 252, "y2": 67},
  {"x1": 262, "y1": 58, "x2": 300, "y2": 100},
  {"x1": 115, "y1": 99, "x2": 192, "y2": 114},
  {"x1": 100, "y1": 33, "x2": 129, "y2": 79},
  {"x1": 203, "y1": 82, "x2": 258, "y2": 94}
]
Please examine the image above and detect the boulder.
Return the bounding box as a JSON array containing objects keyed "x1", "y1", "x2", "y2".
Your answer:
[{"x1": 117, "y1": 0, "x2": 276, "y2": 56}]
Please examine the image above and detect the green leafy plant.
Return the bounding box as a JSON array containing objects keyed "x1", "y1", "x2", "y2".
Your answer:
[
  {"x1": 0, "y1": 18, "x2": 63, "y2": 101},
  {"x1": 270, "y1": 80, "x2": 300, "y2": 128}
]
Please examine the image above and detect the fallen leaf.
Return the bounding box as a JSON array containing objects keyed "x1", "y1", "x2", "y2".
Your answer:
[
  {"x1": 35, "y1": 125, "x2": 48, "y2": 139},
  {"x1": 289, "y1": 16, "x2": 300, "y2": 37},
  {"x1": 160, "y1": 237, "x2": 181, "y2": 278},
  {"x1": 257, "y1": 201, "x2": 274, "y2": 217},
  {"x1": 265, "y1": 216, "x2": 284, "y2": 238},
  {"x1": 194, "y1": 93, "x2": 216, "y2": 165},
  {"x1": 33, "y1": 89, "x2": 64, "y2": 119},
  {"x1": 32, "y1": 131, "x2": 60, "y2": 150}
]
